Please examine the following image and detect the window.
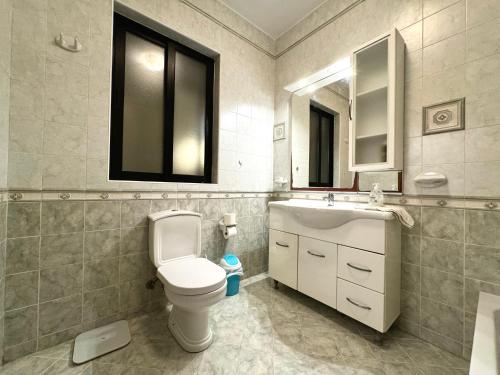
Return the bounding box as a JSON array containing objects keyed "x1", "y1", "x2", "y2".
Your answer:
[
  {"x1": 110, "y1": 13, "x2": 214, "y2": 183},
  {"x1": 309, "y1": 105, "x2": 334, "y2": 187}
]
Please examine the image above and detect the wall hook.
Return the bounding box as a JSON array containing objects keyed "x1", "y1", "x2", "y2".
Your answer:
[{"x1": 55, "y1": 33, "x2": 82, "y2": 52}]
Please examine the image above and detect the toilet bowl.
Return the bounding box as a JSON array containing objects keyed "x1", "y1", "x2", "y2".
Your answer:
[{"x1": 148, "y1": 210, "x2": 227, "y2": 352}]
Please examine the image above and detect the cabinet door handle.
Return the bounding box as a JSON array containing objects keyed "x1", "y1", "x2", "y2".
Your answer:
[
  {"x1": 347, "y1": 262, "x2": 372, "y2": 273},
  {"x1": 349, "y1": 99, "x2": 352, "y2": 120},
  {"x1": 307, "y1": 250, "x2": 325, "y2": 258},
  {"x1": 346, "y1": 297, "x2": 371, "y2": 310},
  {"x1": 276, "y1": 241, "x2": 289, "y2": 248}
]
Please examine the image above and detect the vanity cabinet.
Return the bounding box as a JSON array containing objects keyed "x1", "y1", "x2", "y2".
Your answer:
[
  {"x1": 349, "y1": 29, "x2": 405, "y2": 172},
  {"x1": 268, "y1": 203, "x2": 401, "y2": 333}
]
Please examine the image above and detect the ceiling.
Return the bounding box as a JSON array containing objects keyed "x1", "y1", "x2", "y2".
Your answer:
[{"x1": 221, "y1": 0, "x2": 328, "y2": 39}]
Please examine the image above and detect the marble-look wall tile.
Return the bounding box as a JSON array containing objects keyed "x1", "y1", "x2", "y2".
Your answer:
[
  {"x1": 423, "y1": 1, "x2": 465, "y2": 47},
  {"x1": 466, "y1": 18, "x2": 500, "y2": 62},
  {"x1": 402, "y1": 263, "x2": 420, "y2": 294},
  {"x1": 465, "y1": 209, "x2": 500, "y2": 247},
  {"x1": 39, "y1": 263, "x2": 83, "y2": 302},
  {"x1": 5, "y1": 271, "x2": 38, "y2": 310},
  {"x1": 83, "y1": 286, "x2": 119, "y2": 322},
  {"x1": 40, "y1": 233, "x2": 84, "y2": 268},
  {"x1": 84, "y1": 258, "x2": 119, "y2": 291},
  {"x1": 421, "y1": 267, "x2": 463, "y2": 308},
  {"x1": 464, "y1": 278, "x2": 500, "y2": 313},
  {"x1": 6, "y1": 236, "x2": 39, "y2": 274},
  {"x1": 421, "y1": 237, "x2": 463, "y2": 274},
  {"x1": 421, "y1": 297, "x2": 463, "y2": 341},
  {"x1": 118, "y1": 254, "x2": 152, "y2": 283},
  {"x1": 121, "y1": 201, "x2": 150, "y2": 228},
  {"x1": 402, "y1": 234, "x2": 420, "y2": 265},
  {"x1": 120, "y1": 227, "x2": 148, "y2": 256},
  {"x1": 38, "y1": 294, "x2": 82, "y2": 336},
  {"x1": 422, "y1": 207, "x2": 464, "y2": 241},
  {"x1": 4, "y1": 306, "x2": 38, "y2": 347},
  {"x1": 41, "y1": 201, "x2": 84, "y2": 235},
  {"x1": 465, "y1": 125, "x2": 500, "y2": 163},
  {"x1": 423, "y1": 33, "x2": 465, "y2": 76},
  {"x1": 85, "y1": 201, "x2": 121, "y2": 231},
  {"x1": 466, "y1": 0, "x2": 500, "y2": 27},
  {"x1": 119, "y1": 279, "x2": 150, "y2": 313},
  {"x1": 464, "y1": 161, "x2": 500, "y2": 197},
  {"x1": 465, "y1": 244, "x2": 500, "y2": 284},
  {"x1": 7, "y1": 202, "x2": 40, "y2": 238},
  {"x1": 85, "y1": 230, "x2": 120, "y2": 260}
]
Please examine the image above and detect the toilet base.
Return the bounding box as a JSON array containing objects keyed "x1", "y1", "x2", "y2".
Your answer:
[{"x1": 168, "y1": 305, "x2": 213, "y2": 352}]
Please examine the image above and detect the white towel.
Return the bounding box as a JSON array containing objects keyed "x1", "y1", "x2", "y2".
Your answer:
[{"x1": 366, "y1": 205, "x2": 415, "y2": 228}]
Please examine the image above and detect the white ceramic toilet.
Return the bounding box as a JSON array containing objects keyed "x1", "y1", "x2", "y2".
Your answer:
[{"x1": 148, "y1": 210, "x2": 227, "y2": 352}]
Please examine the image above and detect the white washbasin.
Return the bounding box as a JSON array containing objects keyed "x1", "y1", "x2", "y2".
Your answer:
[{"x1": 268, "y1": 199, "x2": 393, "y2": 229}]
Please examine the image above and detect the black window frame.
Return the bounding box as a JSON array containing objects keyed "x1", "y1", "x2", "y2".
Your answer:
[
  {"x1": 309, "y1": 105, "x2": 334, "y2": 187},
  {"x1": 110, "y1": 13, "x2": 214, "y2": 183}
]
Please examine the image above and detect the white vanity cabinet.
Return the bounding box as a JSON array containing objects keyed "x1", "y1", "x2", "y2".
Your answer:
[
  {"x1": 349, "y1": 29, "x2": 405, "y2": 172},
  {"x1": 268, "y1": 201, "x2": 401, "y2": 333}
]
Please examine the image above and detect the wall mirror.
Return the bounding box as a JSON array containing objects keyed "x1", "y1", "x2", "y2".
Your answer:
[
  {"x1": 286, "y1": 30, "x2": 404, "y2": 192},
  {"x1": 290, "y1": 76, "x2": 354, "y2": 189}
]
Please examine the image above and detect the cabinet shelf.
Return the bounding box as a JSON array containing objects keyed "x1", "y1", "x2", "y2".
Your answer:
[
  {"x1": 356, "y1": 133, "x2": 387, "y2": 140},
  {"x1": 356, "y1": 84, "x2": 387, "y2": 98}
]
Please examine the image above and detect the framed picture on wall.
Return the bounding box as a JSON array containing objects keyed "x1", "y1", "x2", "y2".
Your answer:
[
  {"x1": 273, "y1": 123, "x2": 286, "y2": 141},
  {"x1": 422, "y1": 98, "x2": 465, "y2": 136}
]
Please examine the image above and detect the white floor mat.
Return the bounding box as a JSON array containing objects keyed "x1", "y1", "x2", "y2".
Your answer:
[{"x1": 73, "y1": 320, "x2": 131, "y2": 364}]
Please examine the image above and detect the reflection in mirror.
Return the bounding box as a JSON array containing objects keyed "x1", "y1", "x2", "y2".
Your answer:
[
  {"x1": 291, "y1": 78, "x2": 354, "y2": 189},
  {"x1": 358, "y1": 171, "x2": 400, "y2": 192}
]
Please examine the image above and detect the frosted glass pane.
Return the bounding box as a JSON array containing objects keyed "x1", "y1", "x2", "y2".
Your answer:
[
  {"x1": 122, "y1": 32, "x2": 165, "y2": 173},
  {"x1": 172, "y1": 52, "x2": 207, "y2": 176}
]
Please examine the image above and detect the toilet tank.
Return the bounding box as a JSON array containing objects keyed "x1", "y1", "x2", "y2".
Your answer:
[{"x1": 148, "y1": 210, "x2": 202, "y2": 268}]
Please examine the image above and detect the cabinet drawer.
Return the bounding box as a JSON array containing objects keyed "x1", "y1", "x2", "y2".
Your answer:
[
  {"x1": 338, "y1": 245, "x2": 385, "y2": 293},
  {"x1": 269, "y1": 229, "x2": 298, "y2": 289},
  {"x1": 298, "y1": 237, "x2": 337, "y2": 308},
  {"x1": 337, "y1": 278, "x2": 385, "y2": 332}
]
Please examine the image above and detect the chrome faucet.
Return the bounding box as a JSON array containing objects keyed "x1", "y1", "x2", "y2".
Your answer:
[{"x1": 323, "y1": 192, "x2": 335, "y2": 206}]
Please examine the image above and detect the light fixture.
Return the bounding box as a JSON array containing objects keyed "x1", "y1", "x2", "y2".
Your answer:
[{"x1": 284, "y1": 56, "x2": 351, "y2": 94}]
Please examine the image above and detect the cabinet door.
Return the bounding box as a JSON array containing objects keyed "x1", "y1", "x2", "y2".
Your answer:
[
  {"x1": 349, "y1": 29, "x2": 404, "y2": 172},
  {"x1": 298, "y1": 237, "x2": 337, "y2": 308},
  {"x1": 269, "y1": 229, "x2": 298, "y2": 289}
]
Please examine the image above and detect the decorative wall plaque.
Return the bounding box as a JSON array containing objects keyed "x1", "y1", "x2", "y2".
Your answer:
[{"x1": 423, "y1": 98, "x2": 465, "y2": 135}]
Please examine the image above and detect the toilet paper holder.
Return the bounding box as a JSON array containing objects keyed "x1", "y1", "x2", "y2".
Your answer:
[{"x1": 219, "y1": 213, "x2": 237, "y2": 239}]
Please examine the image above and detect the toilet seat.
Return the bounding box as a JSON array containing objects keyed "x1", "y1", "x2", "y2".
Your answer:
[{"x1": 158, "y1": 257, "x2": 226, "y2": 296}]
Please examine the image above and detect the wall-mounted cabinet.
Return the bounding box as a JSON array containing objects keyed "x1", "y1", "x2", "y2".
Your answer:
[{"x1": 349, "y1": 29, "x2": 404, "y2": 172}]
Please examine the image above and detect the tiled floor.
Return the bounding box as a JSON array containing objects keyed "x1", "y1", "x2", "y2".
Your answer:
[{"x1": 0, "y1": 276, "x2": 470, "y2": 374}]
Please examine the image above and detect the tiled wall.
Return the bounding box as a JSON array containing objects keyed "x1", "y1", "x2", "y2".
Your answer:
[
  {"x1": 274, "y1": 0, "x2": 500, "y2": 198},
  {"x1": 0, "y1": 197, "x2": 6, "y2": 362},
  {"x1": 7, "y1": 0, "x2": 275, "y2": 192},
  {"x1": 3, "y1": 195, "x2": 269, "y2": 362},
  {"x1": 399, "y1": 205, "x2": 500, "y2": 359}
]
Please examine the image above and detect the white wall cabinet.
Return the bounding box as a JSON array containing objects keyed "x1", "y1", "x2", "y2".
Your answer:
[
  {"x1": 349, "y1": 29, "x2": 405, "y2": 172},
  {"x1": 269, "y1": 206, "x2": 401, "y2": 333}
]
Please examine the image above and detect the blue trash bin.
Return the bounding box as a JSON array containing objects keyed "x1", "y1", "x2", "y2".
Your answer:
[{"x1": 220, "y1": 254, "x2": 243, "y2": 296}]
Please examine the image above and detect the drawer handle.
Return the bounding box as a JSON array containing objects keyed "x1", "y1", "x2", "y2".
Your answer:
[
  {"x1": 346, "y1": 297, "x2": 372, "y2": 310},
  {"x1": 276, "y1": 241, "x2": 289, "y2": 248},
  {"x1": 347, "y1": 262, "x2": 372, "y2": 273},
  {"x1": 307, "y1": 250, "x2": 325, "y2": 258}
]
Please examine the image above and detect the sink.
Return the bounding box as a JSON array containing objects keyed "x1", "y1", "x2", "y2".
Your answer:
[{"x1": 268, "y1": 199, "x2": 393, "y2": 229}]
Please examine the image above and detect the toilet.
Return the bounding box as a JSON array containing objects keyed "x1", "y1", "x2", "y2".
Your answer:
[{"x1": 148, "y1": 210, "x2": 227, "y2": 352}]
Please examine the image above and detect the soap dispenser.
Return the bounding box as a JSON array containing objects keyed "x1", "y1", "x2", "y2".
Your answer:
[{"x1": 368, "y1": 183, "x2": 384, "y2": 207}]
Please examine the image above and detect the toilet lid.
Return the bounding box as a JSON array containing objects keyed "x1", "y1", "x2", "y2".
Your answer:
[{"x1": 157, "y1": 257, "x2": 227, "y2": 296}]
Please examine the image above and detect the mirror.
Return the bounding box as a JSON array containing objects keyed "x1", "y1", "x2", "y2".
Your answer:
[{"x1": 290, "y1": 75, "x2": 354, "y2": 189}]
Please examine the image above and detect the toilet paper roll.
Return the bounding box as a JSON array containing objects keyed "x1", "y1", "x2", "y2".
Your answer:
[
  {"x1": 223, "y1": 213, "x2": 236, "y2": 226},
  {"x1": 224, "y1": 226, "x2": 237, "y2": 239}
]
